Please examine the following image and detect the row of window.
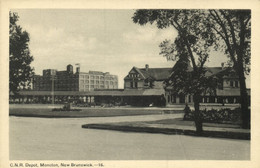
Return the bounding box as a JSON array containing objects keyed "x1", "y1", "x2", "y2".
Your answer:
[
  {"x1": 80, "y1": 80, "x2": 117, "y2": 85},
  {"x1": 79, "y1": 75, "x2": 117, "y2": 80},
  {"x1": 82, "y1": 85, "x2": 114, "y2": 89},
  {"x1": 130, "y1": 82, "x2": 138, "y2": 88},
  {"x1": 230, "y1": 80, "x2": 239, "y2": 88},
  {"x1": 128, "y1": 73, "x2": 140, "y2": 78}
]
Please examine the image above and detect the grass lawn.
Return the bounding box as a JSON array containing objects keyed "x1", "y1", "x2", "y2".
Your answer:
[{"x1": 9, "y1": 107, "x2": 166, "y2": 118}]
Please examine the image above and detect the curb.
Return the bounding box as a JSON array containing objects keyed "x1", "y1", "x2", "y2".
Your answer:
[{"x1": 82, "y1": 124, "x2": 250, "y2": 140}]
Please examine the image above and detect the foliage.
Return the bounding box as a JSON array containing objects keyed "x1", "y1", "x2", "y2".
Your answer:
[
  {"x1": 208, "y1": 10, "x2": 251, "y2": 74},
  {"x1": 208, "y1": 10, "x2": 251, "y2": 128},
  {"x1": 184, "y1": 108, "x2": 243, "y2": 124},
  {"x1": 132, "y1": 9, "x2": 219, "y2": 133},
  {"x1": 9, "y1": 12, "x2": 34, "y2": 95},
  {"x1": 133, "y1": 10, "x2": 217, "y2": 95}
]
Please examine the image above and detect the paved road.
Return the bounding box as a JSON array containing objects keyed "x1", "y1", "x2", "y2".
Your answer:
[{"x1": 9, "y1": 115, "x2": 250, "y2": 160}]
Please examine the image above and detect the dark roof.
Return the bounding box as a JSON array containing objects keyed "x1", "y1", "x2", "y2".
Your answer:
[
  {"x1": 170, "y1": 62, "x2": 229, "y2": 77},
  {"x1": 205, "y1": 67, "x2": 222, "y2": 77},
  {"x1": 139, "y1": 68, "x2": 172, "y2": 80},
  {"x1": 125, "y1": 64, "x2": 235, "y2": 82},
  {"x1": 124, "y1": 66, "x2": 173, "y2": 81}
]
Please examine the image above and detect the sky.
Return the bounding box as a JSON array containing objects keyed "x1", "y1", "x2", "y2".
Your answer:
[{"x1": 11, "y1": 9, "x2": 250, "y2": 88}]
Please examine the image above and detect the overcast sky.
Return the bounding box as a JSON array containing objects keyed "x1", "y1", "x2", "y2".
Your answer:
[{"x1": 12, "y1": 9, "x2": 250, "y2": 88}]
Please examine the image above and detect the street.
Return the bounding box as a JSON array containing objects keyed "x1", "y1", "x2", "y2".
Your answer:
[{"x1": 9, "y1": 115, "x2": 250, "y2": 160}]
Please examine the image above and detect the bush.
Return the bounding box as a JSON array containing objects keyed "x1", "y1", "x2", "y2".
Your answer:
[
  {"x1": 184, "y1": 108, "x2": 243, "y2": 124},
  {"x1": 52, "y1": 108, "x2": 81, "y2": 112}
]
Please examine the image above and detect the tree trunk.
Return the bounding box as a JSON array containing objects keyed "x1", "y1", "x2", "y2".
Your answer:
[
  {"x1": 237, "y1": 65, "x2": 250, "y2": 129},
  {"x1": 193, "y1": 94, "x2": 203, "y2": 134}
]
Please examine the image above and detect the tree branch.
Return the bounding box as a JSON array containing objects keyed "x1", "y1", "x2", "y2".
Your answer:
[
  {"x1": 245, "y1": 16, "x2": 251, "y2": 27},
  {"x1": 220, "y1": 10, "x2": 239, "y2": 51},
  {"x1": 210, "y1": 10, "x2": 238, "y2": 67},
  {"x1": 172, "y1": 18, "x2": 197, "y2": 70}
]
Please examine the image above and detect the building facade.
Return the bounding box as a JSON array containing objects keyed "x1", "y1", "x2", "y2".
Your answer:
[
  {"x1": 124, "y1": 64, "x2": 251, "y2": 106},
  {"x1": 12, "y1": 63, "x2": 250, "y2": 107},
  {"x1": 33, "y1": 64, "x2": 118, "y2": 92},
  {"x1": 124, "y1": 64, "x2": 171, "y2": 90},
  {"x1": 165, "y1": 66, "x2": 251, "y2": 105}
]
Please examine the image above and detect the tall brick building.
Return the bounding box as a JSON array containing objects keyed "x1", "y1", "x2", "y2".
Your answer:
[{"x1": 33, "y1": 64, "x2": 118, "y2": 91}]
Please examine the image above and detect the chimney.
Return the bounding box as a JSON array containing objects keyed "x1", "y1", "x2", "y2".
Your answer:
[
  {"x1": 145, "y1": 64, "x2": 149, "y2": 71},
  {"x1": 221, "y1": 62, "x2": 225, "y2": 70},
  {"x1": 76, "y1": 67, "x2": 80, "y2": 73}
]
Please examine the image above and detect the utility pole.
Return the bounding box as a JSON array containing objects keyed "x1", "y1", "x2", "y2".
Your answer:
[{"x1": 52, "y1": 74, "x2": 54, "y2": 106}]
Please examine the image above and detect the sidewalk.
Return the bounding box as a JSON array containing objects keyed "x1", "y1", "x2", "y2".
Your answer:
[{"x1": 82, "y1": 118, "x2": 250, "y2": 140}]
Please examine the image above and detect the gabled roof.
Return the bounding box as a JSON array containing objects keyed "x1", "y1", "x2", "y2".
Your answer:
[
  {"x1": 124, "y1": 67, "x2": 147, "y2": 80},
  {"x1": 125, "y1": 63, "x2": 234, "y2": 82},
  {"x1": 171, "y1": 60, "x2": 230, "y2": 78},
  {"x1": 124, "y1": 66, "x2": 172, "y2": 81},
  {"x1": 205, "y1": 67, "x2": 225, "y2": 77},
  {"x1": 139, "y1": 68, "x2": 172, "y2": 81}
]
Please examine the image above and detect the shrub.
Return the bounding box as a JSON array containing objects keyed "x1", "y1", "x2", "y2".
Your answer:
[{"x1": 184, "y1": 108, "x2": 243, "y2": 124}]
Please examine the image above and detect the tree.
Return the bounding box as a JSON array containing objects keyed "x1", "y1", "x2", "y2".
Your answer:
[
  {"x1": 132, "y1": 10, "x2": 216, "y2": 134},
  {"x1": 208, "y1": 10, "x2": 251, "y2": 128},
  {"x1": 9, "y1": 12, "x2": 34, "y2": 95}
]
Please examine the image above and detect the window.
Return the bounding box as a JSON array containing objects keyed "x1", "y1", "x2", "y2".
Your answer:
[
  {"x1": 235, "y1": 81, "x2": 239, "y2": 87},
  {"x1": 230, "y1": 81, "x2": 234, "y2": 87},
  {"x1": 135, "y1": 82, "x2": 138, "y2": 88},
  {"x1": 130, "y1": 82, "x2": 133, "y2": 88},
  {"x1": 144, "y1": 81, "x2": 148, "y2": 86}
]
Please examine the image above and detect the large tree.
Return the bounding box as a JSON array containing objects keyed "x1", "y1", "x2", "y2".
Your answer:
[
  {"x1": 9, "y1": 12, "x2": 34, "y2": 95},
  {"x1": 208, "y1": 10, "x2": 251, "y2": 128},
  {"x1": 132, "y1": 10, "x2": 216, "y2": 134}
]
